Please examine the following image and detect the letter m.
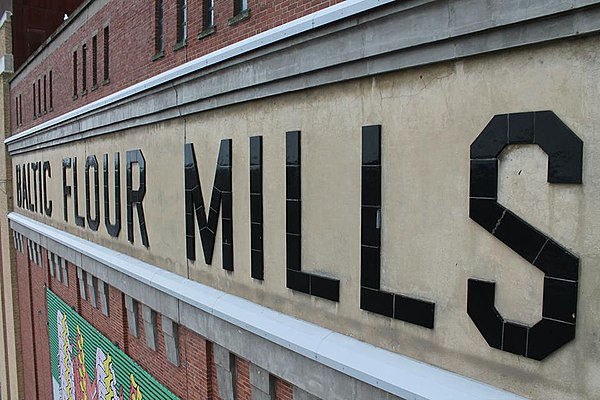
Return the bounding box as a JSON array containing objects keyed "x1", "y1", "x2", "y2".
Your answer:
[{"x1": 184, "y1": 140, "x2": 233, "y2": 270}]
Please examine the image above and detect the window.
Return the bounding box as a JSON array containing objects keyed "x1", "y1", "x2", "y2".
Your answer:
[
  {"x1": 103, "y1": 26, "x2": 109, "y2": 82},
  {"x1": 87, "y1": 274, "x2": 98, "y2": 308},
  {"x1": 82, "y1": 43, "x2": 87, "y2": 94},
  {"x1": 47, "y1": 252, "x2": 55, "y2": 277},
  {"x1": 125, "y1": 296, "x2": 139, "y2": 337},
  {"x1": 19, "y1": 94, "x2": 22, "y2": 124},
  {"x1": 37, "y1": 78, "x2": 41, "y2": 115},
  {"x1": 161, "y1": 316, "x2": 180, "y2": 366},
  {"x1": 35, "y1": 243, "x2": 42, "y2": 266},
  {"x1": 54, "y1": 255, "x2": 63, "y2": 282},
  {"x1": 49, "y1": 71, "x2": 53, "y2": 110},
  {"x1": 142, "y1": 305, "x2": 158, "y2": 350},
  {"x1": 176, "y1": 0, "x2": 187, "y2": 44},
  {"x1": 233, "y1": 0, "x2": 248, "y2": 15},
  {"x1": 32, "y1": 83, "x2": 36, "y2": 118},
  {"x1": 77, "y1": 267, "x2": 88, "y2": 300},
  {"x1": 155, "y1": 0, "x2": 164, "y2": 54},
  {"x1": 61, "y1": 258, "x2": 69, "y2": 287},
  {"x1": 99, "y1": 280, "x2": 109, "y2": 316},
  {"x1": 92, "y1": 35, "x2": 98, "y2": 88},
  {"x1": 203, "y1": 0, "x2": 215, "y2": 30},
  {"x1": 72, "y1": 50, "x2": 78, "y2": 98},
  {"x1": 43, "y1": 75, "x2": 47, "y2": 113},
  {"x1": 15, "y1": 97, "x2": 18, "y2": 126},
  {"x1": 27, "y1": 240, "x2": 33, "y2": 262}
]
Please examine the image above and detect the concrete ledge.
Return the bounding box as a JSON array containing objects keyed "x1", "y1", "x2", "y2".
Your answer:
[
  {"x1": 0, "y1": 55, "x2": 14, "y2": 75},
  {"x1": 7, "y1": 0, "x2": 600, "y2": 154},
  {"x1": 8, "y1": 212, "x2": 526, "y2": 400},
  {"x1": 0, "y1": 11, "x2": 12, "y2": 29}
]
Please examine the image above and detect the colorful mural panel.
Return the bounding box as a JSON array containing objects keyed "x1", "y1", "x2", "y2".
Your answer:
[{"x1": 47, "y1": 289, "x2": 179, "y2": 400}]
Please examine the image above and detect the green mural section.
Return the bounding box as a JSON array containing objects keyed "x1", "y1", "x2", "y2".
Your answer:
[{"x1": 47, "y1": 289, "x2": 179, "y2": 400}]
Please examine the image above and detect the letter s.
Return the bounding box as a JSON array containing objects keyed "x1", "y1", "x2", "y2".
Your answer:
[{"x1": 468, "y1": 111, "x2": 582, "y2": 360}]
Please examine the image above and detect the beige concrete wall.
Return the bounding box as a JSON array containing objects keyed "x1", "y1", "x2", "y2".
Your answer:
[{"x1": 11, "y1": 36, "x2": 600, "y2": 399}]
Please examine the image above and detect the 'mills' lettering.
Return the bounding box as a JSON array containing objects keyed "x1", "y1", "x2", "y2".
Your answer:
[{"x1": 184, "y1": 141, "x2": 233, "y2": 270}]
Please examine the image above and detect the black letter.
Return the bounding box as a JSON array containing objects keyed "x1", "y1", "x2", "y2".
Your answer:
[
  {"x1": 43, "y1": 161, "x2": 52, "y2": 217},
  {"x1": 38, "y1": 161, "x2": 43, "y2": 215},
  {"x1": 285, "y1": 131, "x2": 339, "y2": 302},
  {"x1": 126, "y1": 149, "x2": 149, "y2": 247},
  {"x1": 250, "y1": 136, "x2": 263, "y2": 280},
  {"x1": 62, "y1": 158, "x2": 71, "y2": 221},
  {"x1": 85, "y1": 155, "x2": 100, "y2": 231},
  {"x1": 468, "y1": 111, "x2": 581, "y2": 360},
  {"x1": 103, "y1": 153, "x2": 121, "y2": 238},
  {"x1": 15, "y1": 165, "x2": 21, "y2": 208},
  {"x1": 73, "y1": 157, "x2": 85, "y2": 227},
  {"x1": 31, "y1": 162, "x2": 39, "y2": 213},
  {"x1": 184, "y1": 141, "x2": 233, "y2": 270},
  {"x1": 360, "y1": 125, "x2": 435, "y2": 328},
  {"x1": 22, "y1": 164, "x2": 29, "y2": 211},
  {"x1": 26, "y1": 163, "x2": 33, "y2": 211}
]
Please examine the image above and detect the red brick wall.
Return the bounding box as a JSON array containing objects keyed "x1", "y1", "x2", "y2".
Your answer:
[
  {"x1": 80, "y1": 280, "x2": 128, "y2": 350},
  {"x1": 51, "y1": 260, "x2": 78, "y2": 309},
  {"x1": 182, "y1": 327, "x2": 217, "y2": 399},
  {"x1": 16, "y1": 241, "x2": 300, "y2": 400},
  {"x1": 275, "y1": 378, "x2": 294, "y2": 400},
  {"x1": 10, "y1": 0, "x2": 344, "y2": 134},
  {"x1": 30, "y1": 248, "x2": 52, "y2": 400},
  {"x1": 126, "y1": 299, "x2": 188, "y2": 399},
  {"x1": 16, "y1": 243, "x2": 54, "y2": 400},
  {"x1": 16, "y1": 245, "x2": 37, "y2": 400},
  {"x1": 235, "y1": 357, "x2": 252, "y2": 400}
]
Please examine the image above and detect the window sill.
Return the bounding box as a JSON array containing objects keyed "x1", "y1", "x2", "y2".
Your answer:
[
  {"x1": 198, "y1": 25, "x2": 216, "y2": 40},
  {"x1": 152, "y1": 51, "x2": 165, "y2": 61},
  {"x1": 228, "y1": 9, "x2": 250, "y2": 26},
  {"x1": 173, "y1": 39, "x2": 188, "y2": 52},
  {"x1": 81, "y1": 89, "x2": 88, "y2": 97},
  {"x1": 102, "y1": 78, "x2": 110, "y2": 86},
  {"x1": 72, "y1": 95, "x2": 78, "y2": 101},
  {"x1": 91, "y1": 85, "x2": 98, "y2": 92}
]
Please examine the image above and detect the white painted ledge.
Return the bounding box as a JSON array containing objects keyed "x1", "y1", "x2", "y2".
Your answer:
[{"x1": 8, "y1": 212, "x2": 525, "y2": 400}]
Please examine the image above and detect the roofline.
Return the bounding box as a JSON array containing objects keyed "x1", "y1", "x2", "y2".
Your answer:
[
  {"x1": 9, "y1": 0, "x2": 97, "y2": 84},
  {"x1": 5, "y1": 0, "x2": 396, "y2": 145}
]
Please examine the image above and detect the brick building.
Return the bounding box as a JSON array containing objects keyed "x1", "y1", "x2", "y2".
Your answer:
[{"x1": 2, "y1": 1, "x2": 600, "y2": 399}]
